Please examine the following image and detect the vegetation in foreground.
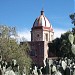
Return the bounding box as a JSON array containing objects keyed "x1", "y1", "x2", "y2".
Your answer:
[{"x1": 0, "y1": 25, "x2": 32, "y2": 74}]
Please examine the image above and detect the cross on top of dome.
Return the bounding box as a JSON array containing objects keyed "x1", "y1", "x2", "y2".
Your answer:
[{"x1": 41, "y1": 9, "x2": 44, "y2": 15}]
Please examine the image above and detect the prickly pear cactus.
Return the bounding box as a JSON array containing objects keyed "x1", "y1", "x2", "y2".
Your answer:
[
  {"x1": 68, "y1": 33, "x2": 74, "y2": 44},
  {"x1": 71, "y1": 44, "x2": 75, "y2": 55},
  {"x1": 68, "y1": 33, "x2": 75, "y2": 55}
]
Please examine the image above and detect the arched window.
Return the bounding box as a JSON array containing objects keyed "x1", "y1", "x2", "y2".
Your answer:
[
  {"x1": 51, "y1": 35, "x2": 53, "y2": 41},
  {"x1": 45, "y1": 34, "x2": 48, "y2": 41}
]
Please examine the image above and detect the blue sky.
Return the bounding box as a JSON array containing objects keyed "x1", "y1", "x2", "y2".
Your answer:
[{"x1": 0, "y1": 0, "x2": 74, "y2": 40}]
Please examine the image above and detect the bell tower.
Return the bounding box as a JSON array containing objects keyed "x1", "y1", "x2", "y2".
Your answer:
[{"x1": 30, "y1": 10, "x2": 54, "y2": 66}]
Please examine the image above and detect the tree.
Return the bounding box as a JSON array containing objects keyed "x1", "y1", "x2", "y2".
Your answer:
[
  {"x1": 48, "y1": 38, "x2": 62, "y2": 57},
  {"x1": 59, "y1": 31, "x2": 72, "y2": 57},
  {"x1": 48, "y1": 30, "x2": 74, "y2": 58},
  {"x1": 0, "y1": 25, "x2": 32, "y2": 74},
  {"x1": 0, "y1": 25, "x2": 17, "y2": 38}
]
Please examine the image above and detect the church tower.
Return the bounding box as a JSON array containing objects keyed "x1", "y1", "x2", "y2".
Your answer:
[
  {"x1": 30, "y1": 10, "x2": 54, "y2": 66},
  {"x1": 31, "y1": 10, "x2": 54, "y2": 42}
]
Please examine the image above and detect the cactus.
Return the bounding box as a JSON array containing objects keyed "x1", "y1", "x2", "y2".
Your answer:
[
  {"x1": 68, "y1": 33, "x2": 74, "y2": 44},
  {"x1": 68, "y1": 33, "x2": 75, "y2": 54},
  {"x1": 71, "y1": 44, "x2": 75, "y2": 55}
]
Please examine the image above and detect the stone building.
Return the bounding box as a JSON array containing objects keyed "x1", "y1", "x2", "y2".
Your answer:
[{"x1": 28, "y1": 10, "x2": 54, "y2": 66}]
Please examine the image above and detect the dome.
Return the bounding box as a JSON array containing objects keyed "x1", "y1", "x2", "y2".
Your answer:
[{"x1": 33, "y1": 10, "x2": 51, "y2": 27}]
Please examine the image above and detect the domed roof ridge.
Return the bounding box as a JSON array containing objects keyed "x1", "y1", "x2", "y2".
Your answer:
[{"x1": 33, "y1": 10, "x2": 52, "y2": 28}]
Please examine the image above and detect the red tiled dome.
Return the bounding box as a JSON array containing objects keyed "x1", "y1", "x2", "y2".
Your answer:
[{"x1": 33, "y1": 10, "x2": 52, "y2": 28}]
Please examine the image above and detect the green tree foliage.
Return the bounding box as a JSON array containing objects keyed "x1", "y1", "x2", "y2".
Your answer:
[
  {"x1": 49, "y1": 28, "x2": 75, "y2": 58},
  {"x1": 59, "y1": 31, "x2": 72, "y2": 57},
  {"x1": 0, "y1": 25, "x2": 17, "y2": 38},
  {"x1": 0, "y1": 25, "x2": 32, "y2": 74},
  {"x1": 48, "y1": 38, "x2": 62, "y2": 57}
]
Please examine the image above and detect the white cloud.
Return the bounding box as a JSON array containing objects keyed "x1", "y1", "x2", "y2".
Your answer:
[
  {"x1": 54, "y1": 28, "x2": 67, "y2": 39},
  {"x1": 18, "y1": 29, "x2": 31, "y2": 41},
  {"x1": 17, "y1": 28, "x2": 67, "y2": 41}
]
